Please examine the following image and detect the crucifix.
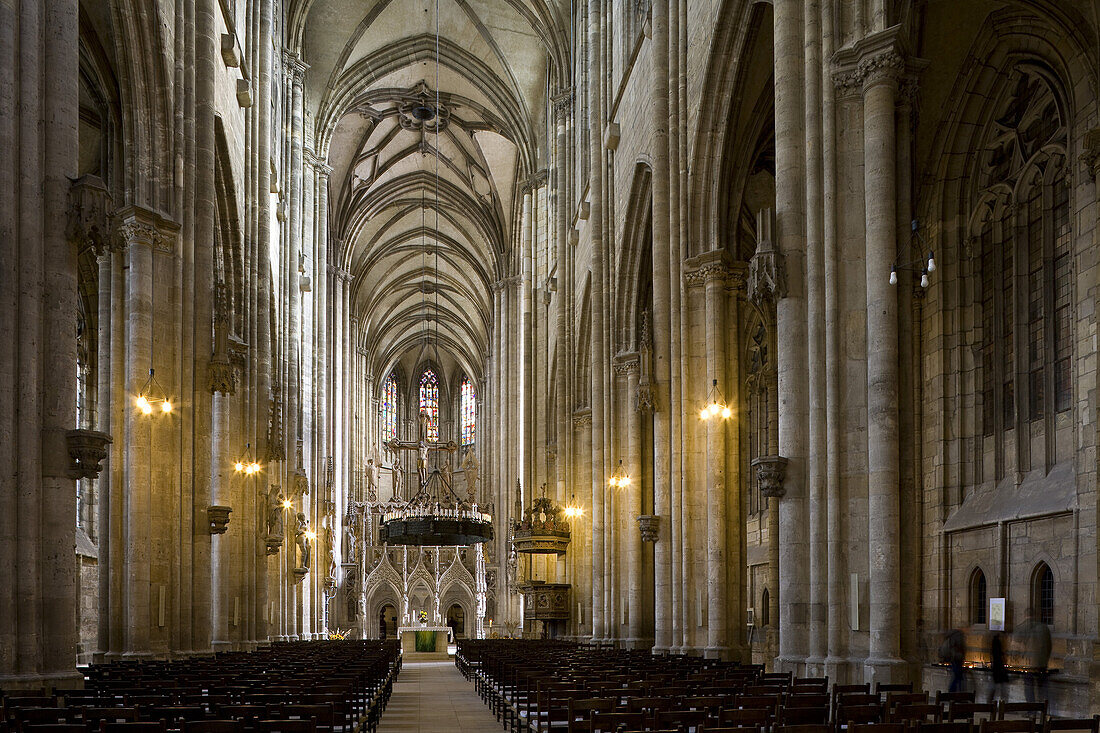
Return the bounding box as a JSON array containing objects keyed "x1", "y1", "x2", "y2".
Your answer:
[{"x1": 383, "y1": 410, "x2": 458, "y2": 497}]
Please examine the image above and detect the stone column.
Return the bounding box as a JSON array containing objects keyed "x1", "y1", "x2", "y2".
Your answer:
[
  {"x1": 649, "y1": 0, "x2": 674, "y2": 655},
  {"x1": 586, "y1": 0, "x2": 608, "y2": 638},
  {"x1": 0, "y1": 0, "x2": 81, "y2": 687},
  {"x1": 803, "y1": 0, "x2": 828, "y2": 674},
  {"x1": 773, "y1": 0, "x2": 809, "y2": 673},
  {"x1": 860, "y1": 40, "x2": 905, "y2": 683},
  {"x1": 209, "y1": 284, "x2": 236, "y2": 651},
  {"x1": 623, "y1": 358, "x2": 643, "y2": 648},
  {"x1": 703, "y1": 261, "x2": 729, "y2": 659}
]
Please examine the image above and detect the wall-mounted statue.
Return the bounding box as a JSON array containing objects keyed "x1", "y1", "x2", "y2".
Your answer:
[{"x1": 295, "y1": 512, "x2": 311, "y2": 569}]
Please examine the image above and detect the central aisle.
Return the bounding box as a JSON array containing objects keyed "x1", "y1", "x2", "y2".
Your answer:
[{"x1": 377, "y1": 660, "x2": 502, "y2": 732}]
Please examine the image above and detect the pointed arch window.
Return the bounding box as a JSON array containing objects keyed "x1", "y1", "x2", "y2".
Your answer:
[
  {"x1": 380, "y1": 373, "x2": 398, "y2": 443},
  {"x1": 1032, "y1": 562, "x2": 1055, "y2": 627},
  {"x1": 972, "y1": 65, "x2": 1073, "y2": 480},
  {"x1": 419, "y1": 370, "x2": 439, "y2": 441},
  {"x1": 460, "y1": 378, "x2": 476, "y2": 446},
  {"x1": 970, "y1": 568, "x2": 988, "y2": 625}
]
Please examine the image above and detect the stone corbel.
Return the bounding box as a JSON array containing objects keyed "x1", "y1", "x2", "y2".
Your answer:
[
  {"x1": 604, "y1": 122, "x2": 621, "y2": 151},
  {"x1": 207, "y1": 505, "x2": 233, "y2": 534},
  {"x1": 747, "y1": 207, "x2": 787, "y2": 305},
  {"x1": 221, "y1": 33, "x2": 240, "y2": 67},
  {"x1": 637, "y1": 514, "x2": 660, "y2": 543},
  {"x1": 236, "y1": 79, "x2": 253, "y2": 108},
  {"x1": 751, "y1": 455, "x2": 789, "y2": 498},
  {"x1": 66, "y1": 429, "x2": 112, "y2": 480},
  {"x1": 1082, "y1": 129, "x2": 1100, "y2": 179},
  {"x1": 207, "y1": 357, "x2": 236, "y2": 395},
  {"x1": 66, "y1": 175, "x2": 113, "y2": 255},
  {"x1": 265, "y1": 534, "x2": 284, "y2": 556}
]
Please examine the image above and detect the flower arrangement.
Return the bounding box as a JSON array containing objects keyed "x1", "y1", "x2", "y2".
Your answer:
[{"x1": 418, "y1": 610, "x2": 428, "y2": 623}]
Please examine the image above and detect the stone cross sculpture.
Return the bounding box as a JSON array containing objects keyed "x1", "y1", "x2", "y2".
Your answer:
[
  {"x1": 383, "y1": 410, "x2": 458, "y2": 493},
  {"x1": 295, "y1": 512, "x2": 311, "y2": 569}
]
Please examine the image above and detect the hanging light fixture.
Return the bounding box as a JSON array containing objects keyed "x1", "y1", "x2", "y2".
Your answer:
[
  {"x1": 563, "y1": 492, "x2": 584, "y2": 519},
  {"x1": 376, "y1": 0, "x2": 493, "y2": 548},
  {"x1": 889, "y1": 219, "x2": 935, "y2": 289},
  {"x1": 698, "y1": 378, "x2": 732, "y2": 421},
  {"x1": 608, "y1": 459, "x2": 631, "y2": 489},
  {"x1": 234, "y1": 442, "x2": 262, "y2": 475},
  {"x1": 135, "y1": 368, "x2": 173, "y2": 415}
]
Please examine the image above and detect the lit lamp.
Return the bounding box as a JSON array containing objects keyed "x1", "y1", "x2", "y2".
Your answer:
[
  {"x1": 608, "y1": 459, "x2": 631, "y2": 489},
  {"x1": 563, "y1": 493, "x2": 584, "y2": 519},
  {"x1": 135, "y1": 368, "x2": 173, "y2": 415},
  {"x1": 282, "y1": 498, "x2": 293, "y2": 510},
  {"x1": 889, "y1": 219, "x2": 935, "y2": 289},
  {"x1": 698, "y1": 379, "x2": 731, "y2": 421},
  {"x1": 234, "y1": 442, "x2": 262, "y2": 475}
]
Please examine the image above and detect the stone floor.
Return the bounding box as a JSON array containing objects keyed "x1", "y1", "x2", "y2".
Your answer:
[{"x1": 377, "y1": 660, "x2": 503, "y2": 732}]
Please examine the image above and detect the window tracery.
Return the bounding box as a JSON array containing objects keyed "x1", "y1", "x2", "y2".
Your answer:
[
  {"x1": 460, "y1": 378, "x2": 475, "y2": 446},
  {"x1": 381, "y1": 373, "x2": 398, "y2": 442},
  {"x1": 419, "y1": 370, "x2": 440, "y2": 441}
]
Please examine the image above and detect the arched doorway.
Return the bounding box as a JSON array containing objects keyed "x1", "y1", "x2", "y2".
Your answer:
[
  {"x1": 446, "y1": 603, "x2": 465, "y2": 638},
  {"x1": 379, "y1": 604, "x2": 398, "y2": 639}
]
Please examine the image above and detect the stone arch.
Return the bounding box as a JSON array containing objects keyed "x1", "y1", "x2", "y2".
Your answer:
[{"x1": 614, "y1": 162, "x2": 653, "y2": 353}]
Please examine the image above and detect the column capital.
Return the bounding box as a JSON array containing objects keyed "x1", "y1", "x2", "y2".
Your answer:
[
  {"x1": 207, "y1": 357, "x2": 237, "y2": 394},
  {"x1": 571, "y1": 409, "x2": 592, "y2": 427},
  {"x1": 612, "y1": 352, "x2": 640, "y2": 375},
  {"x1": 830, "y1": 26, "x2": 926, "y2": 97},
  {"x1": 113, "y1": 204, "x2": 180, "y2": 255},
  {"x1": 282, "y1": 49, "x2": 309, "y2": 82},
  {"x1": 683, "y1": 249, "x2": 747, "y2": 290},
  {"x1": 551, "y1": 87, "x2": 575, "y2": 118}
]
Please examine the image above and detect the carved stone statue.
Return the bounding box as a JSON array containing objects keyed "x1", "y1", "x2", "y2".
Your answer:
[
  {"x1": 365, "y1": 457, "x2": 379, "y2": 501},
  {"x1": 418, "y1": 409, "x2": 430, "y2": 441},
  {"x1": 343, "y1": 521, "x2": 357, "y2": 564},
  {"x1": 295, "y1": 512, "x2": 311, "y2": 569},
  {"x1": 391, "y1": 461, "x2": 404, "y2": 498},
  {"x1": 265, "y1": 486, "x2": 285, "y2": 536},
  {"x1": 461, "y1": 449, "x2": 479, "y2": 503}
]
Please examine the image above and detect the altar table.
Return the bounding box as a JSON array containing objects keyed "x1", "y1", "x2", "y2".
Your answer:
[{"x1": 398, "y1": 625, "x2": 453, "y2": 654}]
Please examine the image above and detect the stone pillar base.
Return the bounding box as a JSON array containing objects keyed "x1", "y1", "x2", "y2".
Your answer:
[
  {"x1": 212, "y1": 640, "x2": 234, "y2": 652},
  {"x1": 704, "y1": 645, "x2": 731, "y2": 660},
  {"x1": 864, "y1": 656, "x2": 908, "y2": 686},
  {"x1": 804, "y1": 655, "x2": 826, "y2": 678},
  {"x1": 0, "y1": 670, "x2": 85, "y2": 692},
  {"x1": 824, "y1": 656, "x2": 854, "y2": 685},
  {"x1": 776, "y1": 654, "x2": 808, "y2": 676}
]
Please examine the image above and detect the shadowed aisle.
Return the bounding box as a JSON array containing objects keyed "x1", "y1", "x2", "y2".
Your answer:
[{"x1": 376, "y1": 660, "x2": 503, "y2": 732}]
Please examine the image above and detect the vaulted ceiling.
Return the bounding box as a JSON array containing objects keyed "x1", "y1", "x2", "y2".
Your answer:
[{"x1": 293, "y1": 0, "x2": 565, "y2": 386}]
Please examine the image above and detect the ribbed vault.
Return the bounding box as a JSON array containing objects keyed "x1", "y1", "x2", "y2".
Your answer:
[{"x1": 295, "y1": 0, "x2": 563, "y2": 387}]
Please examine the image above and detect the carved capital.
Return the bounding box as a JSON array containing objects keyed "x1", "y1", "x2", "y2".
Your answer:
[
  {"x1": 572, "y1": 409, "x2": 592, "y2": 427},
  {"x1": 67, "y1": 175, "x2": 113, "y2": 255},
  {"x1": 551, "y1": 87, "x2": 575, "y2": 117},
  {"x1": 751, "y1": 455, "x2": 789, "y2": 498},
  {"x1": 66, "y1": 429, "x2": 112, "y2": 480},
  {"x1": 113, "y1": 205, "x2": 179, "y2": 254},
  {"x1": 637, "y1": 514, "x2": 660, "y2": 543},
  {"x1": 613, "y1": 353, "x2": 639, "y2": 375},
  {"x1": 858, "y1": 50, "x2": 905, "y2": 91},
  {"x1": 207, "y1": 357, "x2": 236, "y2": 395},
  {"x1": 207, "y1": 505, "x2": 233, "y2": 534}
]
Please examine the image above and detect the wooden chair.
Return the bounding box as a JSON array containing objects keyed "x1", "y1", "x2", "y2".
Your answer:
[
  {"x1": 12, "y1": 708, "x2": 71, "y2": 727},
  {"x1": 182, "y1": 721, "x2": 242, "y2": 733},
  {"x1": 980, "y1": 722, "x2": 1036, "y2": 733},
  {"x1": 788, "y1": 695, "x2": 831, "y2": 709},
  {"x1": 19, "y1": 725, "x2": 84, "y2": 733},
  {"x1": 850, "y1": 724, "x2": 906, "y2": 733},
  {"x1": 998, "y1": 703, "x2": 1046, "y2": 724},
  {"x1": 918, "y1": 722, "x2": 974, "y2": 733},
  {"x1": 718, "y1": 708, "x2": 770, "y2": 728},
  {"x1": 100, "y1": 723, "x2": 167, "y2": 733},
  {"x1": 779, "y1": 707, "x2": 830, "y2": 726},
  {"x1": 83, "y1": 709, "x2": 140, "y2": 729},
  {"x1": 793, "y1": 679, "x2": 830, "y2": 694},
  {"x1": 589, "y1": 711, "x2": 644, "y2": 733},
  {"x1": 838, "y1": 705, "x2": 884, "y2": 726},
  {"x1": 147, "y1": 707, "x2": 206, "y2": 724},
  {"x1": 946, "y1": 703, "x2": 996, "y2": 724},
  {"x1": 891, "y1": 703, "x2": 942, "y2": 724},
  {"x1": 254, "y1": 721, "x2": 315, "y2": 733},
  {"x1": 771, "y1": 725, "x2": 834, "y2": 733},
  {"x1": 935, "y1": 693, "x2": 975, "y2": 706},
  {"x1": 654, "y1": 709, "x2": 707, "y2": 732},
  {"x1": 566, "y1": 698, "x2": 613, "y2": 733},
  {"x1": 1045, "y1": 718, "x2": 1100, "y2": 733},
  {"x1": 876, "y1": 685, "x2": 913, "y2": 695},
  {"x1": 885, "y1": 693, "x2": 928, "y2": 711}
]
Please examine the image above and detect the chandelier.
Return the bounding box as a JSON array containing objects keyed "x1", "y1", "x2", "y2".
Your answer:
[
  {"x1": 889, "y1": 219, "x2": 935, "y2": 287},
  {"x1": 379, "y1": 471, "x2": 494, "y2": 546},
  {"x1": 135, "y1": 368, "x2": 173, "y2": 415},
  {"x1": 698, "y1": 379, "x2": 731, "y2": 421}
]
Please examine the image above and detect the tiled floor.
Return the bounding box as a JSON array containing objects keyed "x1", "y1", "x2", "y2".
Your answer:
[{"x1": 377, "y1": 660, "x2": 503, "y2": 732}]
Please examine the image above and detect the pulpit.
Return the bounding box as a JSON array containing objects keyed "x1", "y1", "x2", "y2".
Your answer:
[{"x1": 397, "y1": 625, "x2": 453, "y2": 654}]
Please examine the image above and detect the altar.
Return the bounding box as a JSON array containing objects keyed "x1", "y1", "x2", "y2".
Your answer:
[{"x1": 398, "y1": 625, "x2": 452, "y2": 654}]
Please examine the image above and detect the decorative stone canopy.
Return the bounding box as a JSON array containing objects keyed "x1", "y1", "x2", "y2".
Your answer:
[
  {"x1": 66, "y1": 429, "x2": 112, "y2": 480},
  {"x1": 751, "y1": 455, "x2": 789, "y2": 498},
  {"x1": 207, "y1": 505, "x2": 233, "y2": 535},
  {"x1": 637, "y1": 514, "x2": 660, "y2": 543},
  {"x1": 513, "y1": 494, "x2": 571, "y2": 555}
]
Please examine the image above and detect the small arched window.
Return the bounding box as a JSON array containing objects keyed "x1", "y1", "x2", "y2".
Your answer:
[
  {"x1": 419, "y1": 370, "x2": 440, "y2": 441},
  {"x1": 1032, "y1": 562, "x2": 1055, "y2": 626},
  {"x1": 380, "y1": 373, "x2": 398, "y2": 442},
  {"x1": 970, "y1": 568, "x2": 988, "y2": 625},
  {"x1": 460, "y1": 378, "x2": 476, "y2": 446},
  {"x1": 760, "y1": 588, "x2": 770, "y2": 627}
]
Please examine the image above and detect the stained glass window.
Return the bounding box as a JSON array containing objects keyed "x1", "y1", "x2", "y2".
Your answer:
[
  {"x1": 419, "y1": 370, "x2": 439, "y2": 441},
  {"x1": 460, "y1": 378, "x2": 476, "y2": 446},
  {"x1": 380, "y1": 373, "x2": 397, "y2": 442}
]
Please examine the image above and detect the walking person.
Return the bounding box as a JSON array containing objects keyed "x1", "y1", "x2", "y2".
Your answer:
[
  {"x1": 987, "y1": 631, "x2": 1008, "y2": 702},
  {"x1": 940, "y1": 628, "x2": 967, "y2": 693},
  {"x1": 1018, "y1": 610, "x2": 1052, "y2": 703}
]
